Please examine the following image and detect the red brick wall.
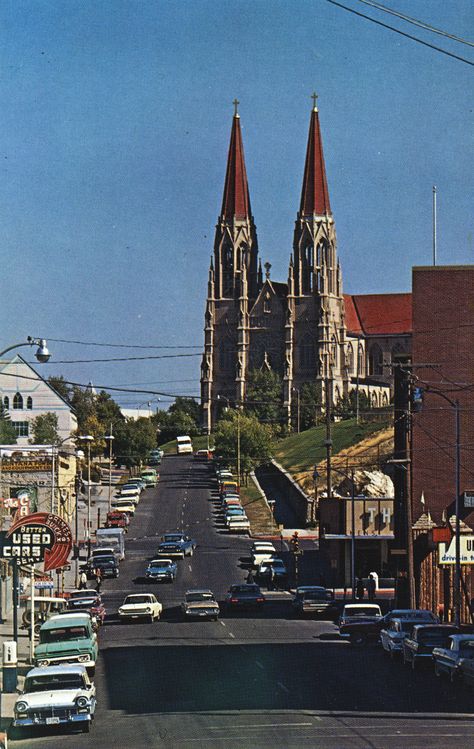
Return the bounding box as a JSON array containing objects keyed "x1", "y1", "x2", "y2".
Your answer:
[{"x1": 412, "y1": 266, "x2": 474, "y2": 526}]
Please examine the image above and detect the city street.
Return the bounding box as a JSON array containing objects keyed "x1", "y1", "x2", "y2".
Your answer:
[{"x1": 10, "y1": 456, "x2": 474, "y2": 749}]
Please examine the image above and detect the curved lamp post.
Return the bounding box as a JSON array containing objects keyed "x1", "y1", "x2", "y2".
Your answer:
[{"x1": 0, "y1": 337, "x2": 51, "y2": 363}]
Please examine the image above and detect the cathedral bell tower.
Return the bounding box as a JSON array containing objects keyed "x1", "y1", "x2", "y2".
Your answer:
[
  {"x1": 201, "y1": 101, "x2": 260, "y2": 432},
  {"x1": 285, "y1": 95, "x2": 346, "y2": 422}
]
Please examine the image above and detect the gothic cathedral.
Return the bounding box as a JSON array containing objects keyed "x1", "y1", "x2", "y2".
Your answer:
[{"x1": 201, "y1": 100, "x2": 412, "y2": 431}]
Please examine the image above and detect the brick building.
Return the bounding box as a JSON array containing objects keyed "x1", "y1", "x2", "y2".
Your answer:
[{"x1": 411, "y1": 266, "x2": 474, "y2": 620}]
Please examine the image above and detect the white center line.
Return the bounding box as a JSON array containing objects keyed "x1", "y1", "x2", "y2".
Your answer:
[
  {"x1": 220, "y1": 620, "x2": 226, "y2": 627},
  {"x1": 255, "y1": 660, "x2": 264, "y2": 670},
  {"x1": 277, "y1": 681, "x2": 289, "y2": 693},
  {"x1": 188, "y1": 564, "x2": 192, "y2": 572},
  {"x1": 228, "y1": 632, "x2": 235, "y2": 638}
]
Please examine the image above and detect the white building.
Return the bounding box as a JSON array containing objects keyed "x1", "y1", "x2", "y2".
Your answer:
[{"x1": 0, "y1": 355, "x2": 77, "y2": 445}]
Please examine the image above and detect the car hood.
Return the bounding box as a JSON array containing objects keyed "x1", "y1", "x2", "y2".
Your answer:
[
  {"x1": 35, "y1": 640, "x2": 93, "y2": 656},
  {"x1": 19, "y1": 688, "x2": 90, "y2": 709}
]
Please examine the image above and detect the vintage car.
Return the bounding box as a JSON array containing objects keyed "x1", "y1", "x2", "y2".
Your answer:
[
  {"x1": 13, "y1": 665, "x2": 96, "y2": 733},
  {"x1": 226, "y1": 584, "x2": 265, "y2": 608},
  {"x1": 251, "y1": 542, "x2": 277, "y2": 567},
  {"x1": 292, "y1": 586, "x2": 338, "y2": 619},
  {"x1": 256, "y1": 558, "x2": 288, "y2": 587},
  {"x1": 145, "y1": 558, "x2": 177, "y2": 582},
  {"x1": 34, "y1": 613, "x2": 98, "y2": 675},
  {"x1": 105, "y1": 511, "x2": 130, "y2": 529},
  {"x1": 459, "y1": 656, "x2": 474, "y2": 687},
  {"x1": 65, "y1": 595, "x2": 106, "y2": 628},
  {"x1": 81, "y1": 554, "x2": 119, "y2": 579},
  {"x1": 380, "y1": 618, "x2": 427, "y2": 658},
  {"x1": 380, "y1": 608, "x2": 439, "y2": 627},
  {"x1": 22, "y1": 596, "x2": 68, "y2": 635},
  {"x1": 402, "y1": 624, "x2": 459, "y2": 670},
  {"x1": 227, "y1": 516, "x2": 251, "y2": 534},
  {"x1": 161, "y1": 532, "x2": 196, "y2": 556},
  {"x1": 118, "y1": 593, "x2": 162, "y2": 622},
  {"x1": 181, "y1": 589, "x2": 220, "y2": 620},
  {"x1": 339, "y1": 603, "x2": 383, "y2": 645},
  {"x1": 110, "y1": 498, "x2": 136, "y2": 516},
  {"x1": 433, "y1": 634, "x2": 474, "y2": 681}
]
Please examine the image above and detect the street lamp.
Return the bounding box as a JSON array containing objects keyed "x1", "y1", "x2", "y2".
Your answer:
[
  {"x1": 77, "y1": 435, "x2": 94, "y2": 556},
  {"x1": 104, "y1": 430, "x2": 115, "y2": 514},
  {"x1": 0, "y1": 337, "x2": 51, "y2": 363}
]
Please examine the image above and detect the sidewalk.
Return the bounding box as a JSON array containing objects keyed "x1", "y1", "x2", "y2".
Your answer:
[{"x1": 0, "y1": 484, "x2": 113, "y2": 729}]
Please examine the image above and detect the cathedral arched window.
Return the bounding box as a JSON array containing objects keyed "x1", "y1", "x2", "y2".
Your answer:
[
  {"x1": 302, "y1": 244, "x2": 314, "y2": 293},
  {"x1": 391, "y1": 342, "x2": 405, "y2": 361},
  {"x1": 3, "y1": 396, "x2": 9, "y2": 410},
  {"x1": 330, "y1": 335, "x2": 338, "y2": 368},
  {"x1": 371, "y1": 391, "x2": 379, "y2": 408},
  {"x1": 13, "y1": 392, "x2": 23, "y2": 410},
  {"x1": 346, "y1": 343, "x2": 354, "y2": 373},
  {"x1": 222, "y1": 244, "x2": 234, "y2": 297},
  {"x1": 263, "y1": 292, "x2": 271, "y2": 313},
  {"x1": 368, "y1": 344, "x2": 384, "y2": 376},
  {"x1": 358, "y1": 343, "x2": 364, "y2": 376},
  {"x1": 382, "y1": 392, "x2": 389, "y2": 407},
  {"x1": 299, "y1": 334, "x2": 316, "y2": 369},
  {"x1": 27, "y1": 396, "x2": 33, "y2": 410},
  {"x1": 219, "y1": 338, "x2": 234, "y2": 372}
]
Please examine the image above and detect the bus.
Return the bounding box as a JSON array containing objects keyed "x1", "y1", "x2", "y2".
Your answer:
[{"x1": 176, "y1": 435, "x2": 193, "y2": 454}]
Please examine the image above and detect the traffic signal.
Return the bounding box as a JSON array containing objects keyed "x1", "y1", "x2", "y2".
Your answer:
[{"x1": 291, "y1": 533, "x2": 299, "y2": 552}]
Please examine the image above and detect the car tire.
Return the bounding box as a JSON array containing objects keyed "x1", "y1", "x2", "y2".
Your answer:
[
  {"x1": 350, "y1": 633, "x2": 366, "y2": 647},
  {"x1": 81, "y1": 721, "x2": 91, "y2": 733},
  {"x1": 434, "y1": 662, "x2": 441, "y2": 677},
  {"x1": 411, "y1": 657, "x2": 416, "y2": 671},
  {"x1": 450, "y1": 669, "x2": 457, "y2": 684}
]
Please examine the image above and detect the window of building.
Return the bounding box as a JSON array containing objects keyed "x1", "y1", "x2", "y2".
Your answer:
[
  {"x1": 358, "y1": 343, "x2": 364, "y2": 376},
  {"x1": 368, "y1": 344, "x2": 384, "y2": 376},
  {"x1": 346, "y1": 343, "x2": 354, "y2": 373},
  {"x1": 12, "y1": 421, "x2": 29, "y2": 437},
  {"x1": 222, "y1": 245, "x2": 234, "y2": 297},
  {"x1": 263, "y1": 293, "x2": 271, "y2": 313},
  {"x1": 13, "y1": 392, "x2": 23, "y2": 410},
  {"x1": 331, "y1": 335, "x2": 338, "y2": 368},
  {"x1": 299, "y1": 334, "x2": 316, "y2": 369},
  {"x1": 3, "y1": 396, "x2": 9, "y2": 410},
  {"x1": 26, "y1": 396, "x2": 33, "y2": 410}
]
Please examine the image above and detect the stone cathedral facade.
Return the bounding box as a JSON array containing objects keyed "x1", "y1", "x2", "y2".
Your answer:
[{"x1": 201, "y1": 101, "x2": 412, "y2": 432}]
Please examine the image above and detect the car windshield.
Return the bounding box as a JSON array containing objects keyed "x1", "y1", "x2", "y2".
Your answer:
[
  {"x1": 186, "y1": 593, "x2": 214, "y2": 603},
  {"x1": 232, "y1": 586, "x2": 259, "y2": 594},
  {"x1": 40, "y1": 626, "x2": 89, "y2": 643},
  {"x1": 164, "y1": 535, "x2": 182, "y2": 542},
  {"x1": 149, "y1": 561, "x2": 170, "y2": 568},
  {"x1": 124, "y1": 596, "x2": 152, "y2": 605},
  {"x1": 67, "y1": 599, "x2": 96, "y2": 609},
  {"x1": 25, "y1": 674, "x2": 85, "y2": 692},
  {"x1": 303, "y1": 591, "x2": 330, "y2": 601},
  {"x1": 344, "y1": 607, "x2": 380, "y2": 617},
  {"x1": 459, "y1": 641, "x2": 474, "y2": 654}
]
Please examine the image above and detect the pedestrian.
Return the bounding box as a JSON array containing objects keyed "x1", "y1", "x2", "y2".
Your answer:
[
  {"x1": 356, "y1": 577, "x2": 365, "y2": 601},
  {"x1": 78, "y1": 571, "x2": 88, "y2": 590},
  {"x1": 95, "y1": 568, "x2": 102, "y2": 593},
  {"x1": 367, "y1": 573, "x2": 376, "y2": 602},
  {"x1": 246, "y1": 569, "x2": 255, "y2": 584},
  {"x1": 268, "y1": 566, "x2": 275, "y2": 591}
]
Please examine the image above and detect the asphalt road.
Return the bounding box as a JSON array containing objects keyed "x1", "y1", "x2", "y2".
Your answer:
[{"x1": 10, "y1": 456, "x2": 474, "y2": 748}]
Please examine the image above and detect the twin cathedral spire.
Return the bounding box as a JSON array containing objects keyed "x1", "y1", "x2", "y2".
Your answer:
[{"x1": 201, "y1": 97, "x2": 346, "y2": 431}]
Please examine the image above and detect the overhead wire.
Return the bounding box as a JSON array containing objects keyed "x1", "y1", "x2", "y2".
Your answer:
[{"x1": 325, "y1": 0, "x2": 474, "y2": 66}]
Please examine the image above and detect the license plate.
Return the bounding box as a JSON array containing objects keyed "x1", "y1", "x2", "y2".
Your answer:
[{"x1": 46, "y1": 717, "x2": 60, "y2": 725}]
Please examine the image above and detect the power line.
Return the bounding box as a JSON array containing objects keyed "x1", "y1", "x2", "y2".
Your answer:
[
  {"x1": 325, "y1": 0, "x2": 474, "y2": 67},
  {"x1": 356, "y1": 0, "x2": 474, "y2": 48},
  {"x1": 48, "y1": 338, "x2": 201, "y2": 350}
]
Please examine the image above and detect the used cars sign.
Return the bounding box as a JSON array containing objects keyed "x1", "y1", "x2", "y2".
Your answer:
[{"x1": 1, "y1": 512, "x2": 72, "y2": 570}]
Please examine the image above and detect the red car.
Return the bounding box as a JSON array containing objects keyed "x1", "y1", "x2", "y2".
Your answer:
[
  {"x1": 66, "y1": 593, "x2": 106, "y2": 627},
  {"x1": 106, "y1": 511, "x2": 130, "y2": 529}
]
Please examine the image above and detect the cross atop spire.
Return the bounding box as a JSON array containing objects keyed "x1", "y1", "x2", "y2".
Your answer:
[
  {"x1": 311, "y1": 91, "x2": 318, "y2": 111},
  {"x1": 233, "y1": 98, "x2": 240, "y2": 117}
]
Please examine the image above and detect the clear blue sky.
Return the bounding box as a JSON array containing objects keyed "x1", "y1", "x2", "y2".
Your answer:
[{"x1": 1, "y1": 1, "x2": 472, "y2": 408}]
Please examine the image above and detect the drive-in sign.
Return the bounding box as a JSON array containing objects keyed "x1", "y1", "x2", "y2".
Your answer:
[
  {"x1": 1, "y1": 512, "x2": 72, "y2": 570},
  {"x1": 439, "y1": 535, "x2": 474, "y2": 565}
]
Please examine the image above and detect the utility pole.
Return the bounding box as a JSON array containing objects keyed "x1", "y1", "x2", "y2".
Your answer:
[{"x1": 324, "y1": 377, "x2": 332, "y2": 501}]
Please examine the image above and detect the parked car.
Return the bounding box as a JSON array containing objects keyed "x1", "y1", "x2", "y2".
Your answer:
[
  {"x1": 118, "y1": 593, "x2": 162, "y2": 623},
  {"x1": 339, "y1": 603, "x2": 383, "y2": 645},
  {"x1": 380, "y1": 618, "x2": 426, "y2": 658},
  {"x1": 110, "y1": 498, "x2": 135, "y2": 516},
  {"x1": 459, "y1": 656, "x2": 474, "y2": 687},
  {"x1": 403, "y1": 624, "x2": 459, "y2": 670},
  {"x1": 21, "y1": 596, "x2": 68, "y2": 634},
  {"x1": 181, "y1": 589, "x2": 220, "y2": 620},
  {"x1": 292, "y1": 586, "x2": 338, "y2": 619},
  {"x1": 161, "y1": 532, "x2": 196, "y2": 556},
  {"x1": 380, "y1": 608, "x2": 439, "y2": 627},
  {"x1": 145, "y1": 558, "x2": 177, "y2": 582},
  {"x1": 67, "y1": 590, "x2": 102, "y2": 604},
  {"x1": 257, "y1": 558, "x2": 287, "y2": 587},
  {"x1": 141, "y1": 469, "x2": 158, "y2": 487},
  {"x1": 105, "y1": 510, "x2": 130, "y2": 529},
  {"x1": 81, "y1": 554, "x2": 119, "y2": 579},
  {"x1": 65, "y1": 595, "x2": 106, "y2": 629},
  {"x1": 226, "y1": 584, "x2": 265, "y2": 608},
  {"x1": 34, "y1": 613, "x2": 98, "y2": 675},
  {"x1": 227, "y1": 516, "x2": 251, "y2": 534},
  {"x1": 433, "y1": 634, "x2": 474, "y2": 682},
  {"x1": 119, "y1": 484, "x2": 141, "y2": 499},
  {"x1": 125, "y1": 478, "x2": 145, "y2": 492},
  {"x1": 251, "y1": 542, "x2": 277, "y2": 567},
  {"x1": 13, "y1": 665, "x2": 96, "y2": 733}
]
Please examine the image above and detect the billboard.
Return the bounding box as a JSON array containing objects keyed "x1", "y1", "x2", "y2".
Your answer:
[{"x1": 0, "y1": 512, "x2": 72, "y2": 570}]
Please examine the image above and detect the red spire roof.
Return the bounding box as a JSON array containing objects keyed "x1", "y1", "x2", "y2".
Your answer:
[
  {"x1": 300, "y1": 105, "x2": 331, "y2": 217},
  {"x1": 221, "y1": 114, "x2": 251, "y2": 221}
]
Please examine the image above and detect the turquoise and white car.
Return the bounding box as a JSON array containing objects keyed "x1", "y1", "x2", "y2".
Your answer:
[{"x1": 13, "y1": 665, "x2": 96, "y2": 733}]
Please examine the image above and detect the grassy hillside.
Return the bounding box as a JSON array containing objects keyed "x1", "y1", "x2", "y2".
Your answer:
[{"x1": 274, "y1": 418, "x2": 391, "y2": 476}]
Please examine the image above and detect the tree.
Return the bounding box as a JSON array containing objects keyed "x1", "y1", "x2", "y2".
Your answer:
[
  {"x1": 76, "y1": 415, "x2": 106, "y2": 457},
  {"x1": 48, "y1": 375, "x2": 72, "y2": 404},
  {"x1": 169, "y1": 397, "x2": 200, "y2": 427},
  {"x1": 153, "y1": 406, "x2": 199, "y2": 445},
  {"x1": 30, "y1": 413, "x2": 60, "y2": 444},
  {"x1": 246, "y1": 368, "x2": 284, "y2": 426},
  {"x1": 71, "y1": 386, "x2": 97, "y2": 432},
  {"x1": 299, "y1": 381, "x2": 322, "y2": 430},
  {"x1": 0, "y1": 402, "x2": 17, "y2": 443},
  {"x1": 95, "y1": 391, "x2": 124, "y2": 430},
  {"x1": 213, "y1": 410, "x2": 274, "y2": 481},
  {"x1": 113, "y1": 417, "x2": 157, "y2": 468},
  {"x1": 334, "y1": 390, "x2": 371, "y2": 420}
]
